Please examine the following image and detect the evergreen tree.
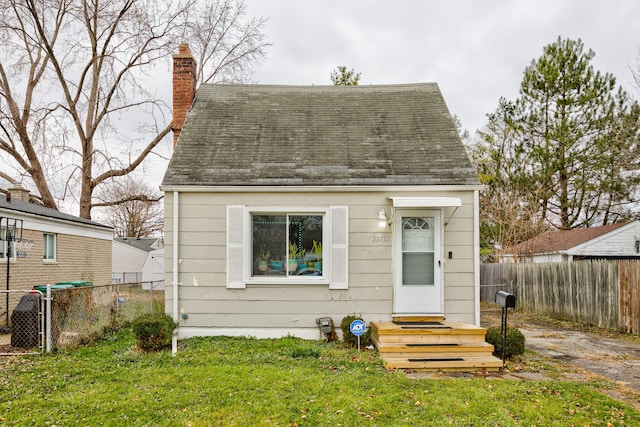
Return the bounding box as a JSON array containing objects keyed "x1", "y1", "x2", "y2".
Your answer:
[
  {"x1": 330, "y1": 66, "x2": 361, "y2": 86},
  {"x1": 473, "y1": 37, "x2": 640, "y2": 256}
]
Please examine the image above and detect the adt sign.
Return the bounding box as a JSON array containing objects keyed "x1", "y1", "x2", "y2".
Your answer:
[{"x1": 349, "y1": 319, "x2": 366, "y2": 336}]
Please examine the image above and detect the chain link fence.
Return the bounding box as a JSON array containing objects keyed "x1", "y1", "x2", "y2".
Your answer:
[
  {"x1": 0, "y1": 282, "x2": 164, "y2": 354},
  {"x1": 0, "y1": 290, "x2": 44, "y2": 355}
]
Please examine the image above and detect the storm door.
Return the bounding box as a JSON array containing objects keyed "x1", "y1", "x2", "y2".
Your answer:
[{"x1": 393, "y1": 210, "x2": 443, "y2": 314}]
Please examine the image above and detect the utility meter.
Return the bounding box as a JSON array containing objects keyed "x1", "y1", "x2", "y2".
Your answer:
[{"x1": 316, "y1": 317, "x2": 334, "y2": 334}]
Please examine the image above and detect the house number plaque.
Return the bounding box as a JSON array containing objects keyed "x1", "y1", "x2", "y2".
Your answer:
[{"x1": 372, "y1": 234, "x2": 390, "y2": 243}]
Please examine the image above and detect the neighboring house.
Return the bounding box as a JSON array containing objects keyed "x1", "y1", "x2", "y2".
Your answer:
[
  {"x1": 0, "y1": 185, "x2": 113, "y2": 324},
  {"x1": 141, "y1": 245, "x2": 165, "y2": 289},
  {"x1": 161, "y1": 45, "x2": 482, "y2": 340},
  {"x1": 502, "y1": 221, "x2": 640, "y2": 263},
  {"x1": 112, "y1": 237, "x2": 164, "y2": 287}
]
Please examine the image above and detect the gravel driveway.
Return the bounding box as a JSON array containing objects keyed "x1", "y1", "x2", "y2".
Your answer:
[{"x1": 482, "y1": 308, "x2": 640, "y2": 392}]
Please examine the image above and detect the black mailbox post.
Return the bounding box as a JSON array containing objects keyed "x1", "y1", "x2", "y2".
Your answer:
[
  {"x1": 495, "y1": 291, "x2": 515, "y2": 309},
  {"x1": 495, "y1": 290, "x2": 516, "y2": 363}
]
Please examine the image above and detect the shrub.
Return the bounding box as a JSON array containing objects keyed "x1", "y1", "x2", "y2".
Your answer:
[
  {"x1": 340, "y1": 314, "x2": 372, "y2": 348},
  {"x1": 485, "y1": 326, "x2": 525, "y2": 359},
  {"x1": 51, "y1": 287, "x2": 95, "y2": 350},
  {"x1": 131, "y1": 313, "x2": 177, "y2": 351}
]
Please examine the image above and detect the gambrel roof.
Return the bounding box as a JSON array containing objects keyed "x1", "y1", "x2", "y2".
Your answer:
[{"x1": 162, "y1": 83, "x2": 479, "y2": 187}]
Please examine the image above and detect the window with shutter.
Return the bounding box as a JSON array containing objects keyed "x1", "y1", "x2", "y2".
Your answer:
[{"x1": 226, "y1": 205, "x2": 348, "y2": 288}]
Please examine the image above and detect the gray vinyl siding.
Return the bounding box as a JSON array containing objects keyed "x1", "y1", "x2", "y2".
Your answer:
[{"x1": 165, "y1": 189, "x2": 477, "y2": 336}]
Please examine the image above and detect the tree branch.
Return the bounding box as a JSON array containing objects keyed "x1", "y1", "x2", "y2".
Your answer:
[{"x1": 91, "y1": 193, "x2": 164, "y2": 208}]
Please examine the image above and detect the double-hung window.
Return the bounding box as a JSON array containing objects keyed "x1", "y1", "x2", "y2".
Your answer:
[
  {"x1": 43, "y1": 233, "x2": 56, "y2": 262},
  {"x1": 252, "y1": 214, "x2": 323, "y2": 277},
  {"x1": 227, "y1": 205, "x2": 348, "y2": 289},
  {"x1": 0, "y1": 227, "x2": 14, "y2": 260}
]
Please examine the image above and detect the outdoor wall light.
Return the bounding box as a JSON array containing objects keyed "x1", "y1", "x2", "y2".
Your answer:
[{"x1": 378, "y1": 209, "x2": 388, "y2": 228}]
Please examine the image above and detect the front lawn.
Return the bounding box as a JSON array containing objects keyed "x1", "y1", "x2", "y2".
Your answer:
[{"x1": 1, "y1": 329, "x2": 638, "y2": 426}]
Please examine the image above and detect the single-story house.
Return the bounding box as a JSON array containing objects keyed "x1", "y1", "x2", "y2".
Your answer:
[
  {"x1": 112, "y1": 237, "x2": 164, "y2": 288},
  {"x1": 161, "y1": 45, "x2": 483, "y2": 342},
  {"x1": 0, "y1": 185, "x2": 113, "y2": 325},
  {"x1": 502, "y1": 221, "x2": 640, "y2": 263}
]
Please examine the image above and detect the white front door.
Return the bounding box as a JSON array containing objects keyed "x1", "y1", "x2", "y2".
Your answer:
[{"x1": 393, "y1": 209, "x2": 443, "y2": 314}]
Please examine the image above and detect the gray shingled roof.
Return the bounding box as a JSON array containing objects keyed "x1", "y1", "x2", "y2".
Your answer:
[
  {"x1": 162, "y1": 83, "x2": 479, "y2": 187},
  {"x1": 0, "y1": 194, "x2": 112, "y2": 230},
  {"x1": 115, "y1": 237, "x2": 159, "y2": 252}
]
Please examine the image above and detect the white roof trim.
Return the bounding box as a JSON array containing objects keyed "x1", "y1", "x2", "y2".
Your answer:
[
  {"x1": 160, "y1": 184, "x2": 485, "y2": 193},
  {"x1": 389, "y1": 197, "x2": 462, "y2": 208}
]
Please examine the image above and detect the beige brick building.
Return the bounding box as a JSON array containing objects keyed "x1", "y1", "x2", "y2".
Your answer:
[{"x1": 1, "y1": 186, "x2": 112, "y2": 323}]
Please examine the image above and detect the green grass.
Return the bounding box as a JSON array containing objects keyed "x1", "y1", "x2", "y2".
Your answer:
[{"x1": 1, "y1": 330, "x2": 639, "y2": 426}]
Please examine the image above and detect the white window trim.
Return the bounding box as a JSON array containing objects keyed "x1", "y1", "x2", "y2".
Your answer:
[
  {"x1": 226, "y1": 205, "x2": 349, "y2": 289},
  {"x1": 43, "y1": 232, "x2": 56, "y2": 263},
  {"x1": 0, "y1": 228, "x2": 16, "y2": 262},
  {"x1": 247, "y1": 206, "x2": 329, "y2": 286}
]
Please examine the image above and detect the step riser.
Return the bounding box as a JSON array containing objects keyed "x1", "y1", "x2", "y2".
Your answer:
[
  {"x1": 372, "y1": 333, "x2": 487, "y2": 345},
  {"x1": 375, "y1": 346, "x2": 495, "y2": 354},
  {"x1": 392, "y1": 316, "x2": 445, "y2": 323},
  {"x1": 379, "y1": 352, "x2": 496, "y2": 359},
  {"x1": 374, "y1": 341, "x2": 494, "y2": 350},
  {"x1": 385, "y1": 360, "x2": 503, "y2": 371},
  {"x1": 374, "y1": 330, "x2": 487, "y2": 337},
  {"x1": 373, "y1": 341, "x2": 496, "y2": 359}
]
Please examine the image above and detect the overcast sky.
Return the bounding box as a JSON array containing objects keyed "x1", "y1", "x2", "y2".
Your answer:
[{"x1": 243, "y1": 0, "x2": 640, "y2": 135}]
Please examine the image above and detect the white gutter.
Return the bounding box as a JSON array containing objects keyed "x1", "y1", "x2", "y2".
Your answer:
[
  {"x1": 171, "y1": 191, "x2": 179, "y2": 356},
  {"x1": 159, "y1": 184, "x2": 485, "y2": 193}
]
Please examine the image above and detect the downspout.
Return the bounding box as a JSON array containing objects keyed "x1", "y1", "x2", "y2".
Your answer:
[
  {"x1": 172, "y1": 191, "x2": 180, "y2": 356},
  {"x1": 473, "y1": 189, "x2": 481, "y2": 326}
]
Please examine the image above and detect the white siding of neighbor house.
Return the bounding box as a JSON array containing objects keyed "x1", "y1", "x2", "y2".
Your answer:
[
  {"x1": 164, "y1": 189, "x2": 478, "y2": 339},
  {"x1": 531, "y1": 254, "x2": 566, "y2": 263},
  {"x1": 504, "y1": 222, "x2": 640, "y2": 263},
  {"x1": 112, "y1": 241, "x2": 148, "y2": 282},
  {"x1": 141, "y1": 248, "x2": 165, "y2": 289},
  {"x1": 569, "y1": 222, "x2": 640, "y2": 258}
]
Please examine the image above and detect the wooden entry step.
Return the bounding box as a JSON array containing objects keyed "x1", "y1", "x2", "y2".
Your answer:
[
  {"x1": 371, "y1": 320, "x2": 503, "y2": 372},
  {"x1": 392, "y1": 315, "x2": 445, "y2": 323},
  {"x1": 374, "y1": 341, "x2": 496, "y2": 358},
  {"x1": 382, "y1": 355, "x2": 504, "y2": 371}
]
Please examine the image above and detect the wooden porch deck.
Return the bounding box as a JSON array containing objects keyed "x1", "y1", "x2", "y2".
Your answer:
[{"x1": 370, "y1": 316, "x2": 503, "y2": 372}]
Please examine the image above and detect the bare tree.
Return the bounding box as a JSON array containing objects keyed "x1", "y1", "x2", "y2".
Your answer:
[
  {"x1": 0, "y1": 0, "x2": 269, "y2": 218},
  {"x1": 96, "y1": 178, "x2": 163, "y2": 238},
  {"x1": 633, "y1": 51, "x2": 640, "y2": 95},
  {"x1": 186, "y1": 0, "x2": 269, "y2": 85},
  {"x1": 469, "y1": 99, "x2": 548, "y2": 261}
]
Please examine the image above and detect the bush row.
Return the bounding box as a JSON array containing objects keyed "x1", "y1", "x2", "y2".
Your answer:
[{"x1": 131, "y1": 313, "x2": 526, "y2": 361}]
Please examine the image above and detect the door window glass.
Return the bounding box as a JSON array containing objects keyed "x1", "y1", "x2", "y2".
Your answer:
[{"x1": 401, "y1": 217, "x2": 434, "y2": 285}]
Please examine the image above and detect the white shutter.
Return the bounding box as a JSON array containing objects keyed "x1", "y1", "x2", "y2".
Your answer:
[
  {"x1": 329, "y1": 206, "x2": 349, "y2": 290},
  {"x1": 226, "y1": 205, "x2": 246, "y2": 289}
]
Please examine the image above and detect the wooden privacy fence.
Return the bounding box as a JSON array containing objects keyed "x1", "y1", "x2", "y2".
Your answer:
[{"x1": 481, "y1": 260, "x2": 640, "y2": 333}]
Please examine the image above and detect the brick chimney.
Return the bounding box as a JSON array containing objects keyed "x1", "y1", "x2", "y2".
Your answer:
[
  {"x1": 172, "y1": 43, "x2": 197, "y2": 148},
  {"x1": 9, "y1": 184, "x2": 30, "y2": 202}
]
